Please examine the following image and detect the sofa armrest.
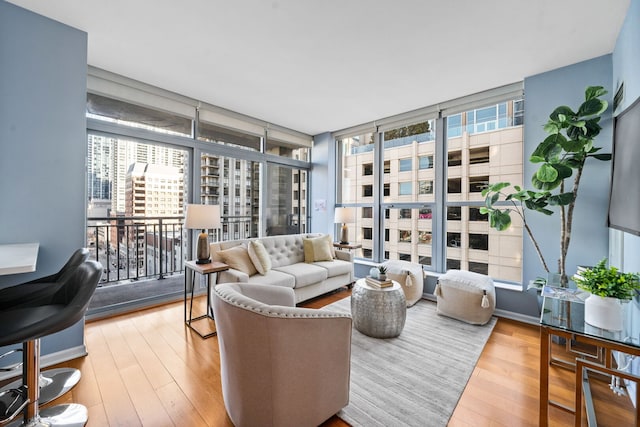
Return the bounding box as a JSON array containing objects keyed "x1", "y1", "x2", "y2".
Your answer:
[
  {"x1": 335, "y1": 250, "x2": 353, "y2": 262},
  {"x1": 236, "y1": 283, "x2": 296, "y2": 307},
  {"x1": 218, "y1": 269, "x2": 250, "y2": 283}
]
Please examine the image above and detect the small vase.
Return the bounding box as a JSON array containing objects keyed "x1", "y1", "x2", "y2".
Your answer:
[
  {"x1": 584, "y1": 294, "x2": 623, "y2": 331},
  {"x1": 379, "y1": 274, "x2": 386, "y2": 281}
]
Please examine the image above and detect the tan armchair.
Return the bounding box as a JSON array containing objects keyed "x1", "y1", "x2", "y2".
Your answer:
[{"x1": 211, "y1": 283, "x2": 352, "y2": 427}]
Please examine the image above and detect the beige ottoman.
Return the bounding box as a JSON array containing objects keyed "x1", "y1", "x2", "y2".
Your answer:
[
  {"x1": 382, "y1": 260, "x2": 425, "y2": 307},
  {"x1": 435, "y1": 269, "x2": 495, "y2": 325}
]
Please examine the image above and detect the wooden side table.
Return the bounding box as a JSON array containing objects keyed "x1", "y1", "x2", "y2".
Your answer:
[
  {"x1": 333, "y1": 242, "x2": 362, "y2": 251},
  {"x1": 184, "y1": 260, "x2": 229, "y2": 338}
]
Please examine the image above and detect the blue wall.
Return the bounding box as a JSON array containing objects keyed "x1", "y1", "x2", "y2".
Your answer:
[
  {"x1": 522, "y1": 56, "x2": 614, "y2": 288},
  {"x1": 0, "y1": 2, "x2": 88, "y2": 360}
]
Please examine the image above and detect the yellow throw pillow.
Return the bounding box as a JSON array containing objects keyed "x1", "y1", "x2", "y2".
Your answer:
[
  {"x1": 303, "y1": 236, "x2": 334, "y2": 263},
  {"x1": 322, "y1": 234, "x2": 337, "y2": 259},
  {"x1": 248, "y1": 240, "x2": 271, "y2": 275},
  {"x1": 218, "y1": 245, "x2": 258, "y2": 276}
]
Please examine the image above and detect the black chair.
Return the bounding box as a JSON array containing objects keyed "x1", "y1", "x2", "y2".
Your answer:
[
  {"x1": 0, "y1": 260, "x2": 102, "y2": 426},
  {"x1": 0, "y1": 248, "x2": 89, "y2": 311},
  {"x1": 0, "y1": 249, "x2": 90, "y2": 410}
]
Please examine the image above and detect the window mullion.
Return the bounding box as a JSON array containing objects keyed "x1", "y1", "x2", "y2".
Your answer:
[
  {"x1": 373, "y1": 130, "x2": 384, "y2": 263},
  {"x1": 433, "y1": 115, "x2": 446, "y2": 272}
]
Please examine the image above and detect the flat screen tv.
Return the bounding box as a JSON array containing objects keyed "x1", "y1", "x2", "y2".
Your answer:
[{"x1": 608, "y1": 95, "x2": 640, "y2": 235}]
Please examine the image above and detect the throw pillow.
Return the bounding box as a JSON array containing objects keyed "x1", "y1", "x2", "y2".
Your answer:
[
  {"x1": 248, "y1": 240, "x2": 271, "y2": 275},
  {"x1": 322, "y1": 234, "x2": 337, "y2": 259},
  {"x1": 218, "y1": 245, "x2": 258, "y2": 276},
  {"x1": 303, "y1": 236, "x2": 334, "y2": 263}
]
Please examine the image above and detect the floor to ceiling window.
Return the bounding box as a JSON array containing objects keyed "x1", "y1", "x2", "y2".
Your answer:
[
  {"x1": 445, "y1": 100, "x2": 523, "y2": 281},
  {"x1": 381, "y1": 121, "x2": 436, "y2": 267},
  {"x1": 336, "y1": 84, "x2": 524, "y2": 284},
  {"x1": 85, "y1": 68, "x2": 312, "y2": 316},
  {"x1": 337, "y1": 132, "x2": 375, "y2": 259}
]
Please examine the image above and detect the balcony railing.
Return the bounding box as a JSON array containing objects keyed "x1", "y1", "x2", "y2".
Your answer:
[
  {"x1": 87, "y1": 215, "x2": 185, "y2": 286},
  {"x1": 87, "y1": 214, "x2": 258, "y2": 286}
]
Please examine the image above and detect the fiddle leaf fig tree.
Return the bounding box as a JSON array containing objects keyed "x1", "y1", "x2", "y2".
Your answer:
[{"x1": 481, "y1": 86, "x2": 611, "y2": 286}]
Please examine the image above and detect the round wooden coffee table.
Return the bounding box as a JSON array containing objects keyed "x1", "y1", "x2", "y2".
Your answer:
[{"x1": 351, "y1": 278, "x2": 406, "y2": 338}]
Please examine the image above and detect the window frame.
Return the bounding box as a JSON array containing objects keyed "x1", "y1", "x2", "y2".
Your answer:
[{"x1": 334, "y1": 86, "x2": 524, "y2": 284}]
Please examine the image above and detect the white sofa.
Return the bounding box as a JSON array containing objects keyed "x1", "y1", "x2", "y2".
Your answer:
[{"x1": 210, "y1": 234, "x2": 354, "y2": 303}]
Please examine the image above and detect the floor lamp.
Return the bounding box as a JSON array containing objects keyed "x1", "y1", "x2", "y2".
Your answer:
[
  {"x1": 334, "y1": 207, "x2": 356, "y2": 245},
  {"x1": 185, "y1": 204, "x2": 221, "y2": 264}
]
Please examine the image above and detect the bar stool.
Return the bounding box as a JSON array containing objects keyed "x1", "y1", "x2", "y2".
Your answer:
[
  {"x1": 0, "y1": 260, "x2": 102, "y2": 426},
  {"x1": 0, "y1": 249, "x2": 89, "y2": 409},
  {"x1": 0, "y1": 248, "x2": 89, "y2": 310}
]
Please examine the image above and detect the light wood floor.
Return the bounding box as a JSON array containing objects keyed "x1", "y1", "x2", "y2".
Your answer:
[{"x1": 19, "y1": 288, "x2": 636, "y2": 426}]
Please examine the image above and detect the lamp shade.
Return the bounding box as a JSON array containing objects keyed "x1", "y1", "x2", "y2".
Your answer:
[
  {"x1": 334, "y1": 207, "x2": 356, "y2": 224},
  {"x1": 185, "y1": 204, "x2": 221, "y2": 230}
]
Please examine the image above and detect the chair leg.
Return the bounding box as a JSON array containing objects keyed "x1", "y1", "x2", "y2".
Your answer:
[
  {"x1": 0, "y1": 368, "x2": 81, "y2": 407},
  {"x1": 5, "y1": 340, "x2": 88, "y2": 427}
]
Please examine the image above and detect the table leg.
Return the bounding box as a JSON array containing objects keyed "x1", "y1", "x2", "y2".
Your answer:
[
  {"x1": 206, "y1": 272, "x2": 213, "y2": 318},
  {"x1": 188, "y1": 268, "x2": 196, "y2": 325},
  {"x1": 540, "y1": 326, "x2": 550, "y2": 426}
]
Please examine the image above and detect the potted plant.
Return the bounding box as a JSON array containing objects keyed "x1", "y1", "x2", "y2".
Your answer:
[
  {"x1": 378, "y1": 265, "x2": 388, "y2": 281},
  {"x1": 572, "y1": 259, "x2": 640, "y2": 330},
  {"x1": 481, "y1": 86, "x2": 611, "y2": 287}
]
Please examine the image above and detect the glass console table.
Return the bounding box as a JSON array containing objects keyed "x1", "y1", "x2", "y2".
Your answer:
[{"x1": 539, "y1": 293, "x2": 640, "y2": 426}]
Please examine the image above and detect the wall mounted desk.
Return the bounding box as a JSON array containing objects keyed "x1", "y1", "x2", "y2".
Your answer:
[{"x1": 0, "y1": 243, "x2": 39, "y2": 276}]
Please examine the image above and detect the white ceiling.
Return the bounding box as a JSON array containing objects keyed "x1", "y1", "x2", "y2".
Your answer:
[{"x1": 8, "y1": 0, "x2": 630, "y2": 136}]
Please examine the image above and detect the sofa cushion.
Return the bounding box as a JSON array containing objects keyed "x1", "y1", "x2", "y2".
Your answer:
[
  {"x1": 248, "y1": 240, "x2": 271, "y2": 275},
  {"x1": 274, "y1": 263, "x2": 328, "y2": 288},
  {"x1": 247, "y1": 269, "x2": 295, "y2": 288},
  {"x1": 314, "y1": 259, "x2": 352, "y2": 278},
  {"x1": 218, "y1": 245, "x2": 258, "y2": 276},
  {"x1": 303, "y1": 235, "x2": 333, "y2": 263}
]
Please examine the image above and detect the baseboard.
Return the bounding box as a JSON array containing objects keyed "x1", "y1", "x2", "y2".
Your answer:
[
  {"x1": 421, "y1": 294, "x2": 540, "y2": 326},
  {"x1": 493, "y1": 308, "x2": 539, "y2": 325},
  {"x1": 0, "y1": 345, "x2": 87, "y2": 382}
]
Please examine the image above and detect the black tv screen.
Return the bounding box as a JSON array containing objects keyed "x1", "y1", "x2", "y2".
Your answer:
[{"x1": 608, "y1": 95, "x2": 640, "y2": 236}]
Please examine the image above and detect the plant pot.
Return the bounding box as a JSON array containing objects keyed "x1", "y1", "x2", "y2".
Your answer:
[
  {"x1": 379, "y1": 274, "x2": 386, "y2": 281},
  {"x1": 584, "y1": 294, "x2": 623, "y2": 331}
]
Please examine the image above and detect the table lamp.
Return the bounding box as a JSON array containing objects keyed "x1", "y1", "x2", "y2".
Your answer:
[
  {"x1": 334, "y1": 207, "x2": 356, "y2": 244},
  {"x1": 185, "y1": 204, "x2": 221, "y2": 264}
]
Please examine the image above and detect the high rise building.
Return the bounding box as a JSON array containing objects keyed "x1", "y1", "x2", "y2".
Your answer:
[
  {"x1": 125, "y1": 163, "x2": 184, "y2": 218},
  {"x1": 200, "y1": 153, "x2": 259, "y2": 239},
  {"x1": 340, "y1": 99, "x2": 524, "y2": 282},
  {"x1": 87, "y1": 134, "x2": 187, "y2": 216},
  {"x1": 123, "y1": 163, "x2": 184, "y2": 269},
  {"x1": 87, "y1": 134, "x2": 113, "y2": 202}
]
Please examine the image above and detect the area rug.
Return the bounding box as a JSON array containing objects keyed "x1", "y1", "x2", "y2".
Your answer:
[{"x1": 322, "y1": 297, "x2": 496, "y2": 427}]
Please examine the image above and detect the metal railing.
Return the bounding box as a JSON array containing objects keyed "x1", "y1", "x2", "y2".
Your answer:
[
  {"x1": 87, "y1": 215, "x2": 185, "y2": 286},
  {"x1": 87, "y1": 214, "x2": 259, "y2": 286}
]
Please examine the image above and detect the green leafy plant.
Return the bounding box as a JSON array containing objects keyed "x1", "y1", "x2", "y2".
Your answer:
[
  {"x1": 481, "y1": 86, "x2": 611, "y2": 286},
  {"x1": 378, "y1": 265, "x2": 388, "y2": 274},
  {"x1": 572, "y1": 259, "x2": 640, "y2": 300}
]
